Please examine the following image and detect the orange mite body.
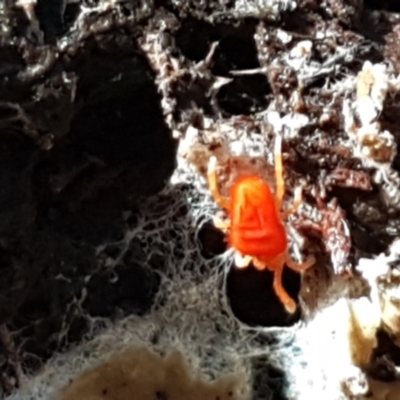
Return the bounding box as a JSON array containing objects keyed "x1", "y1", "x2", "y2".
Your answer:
[{"x1": 229, "y1": 175, "x2": 287, "y2": 262}]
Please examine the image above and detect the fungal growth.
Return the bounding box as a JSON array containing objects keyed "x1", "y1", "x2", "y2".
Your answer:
[{"x1": 207, "y1": 134, "x2": 315, "y2": 313}]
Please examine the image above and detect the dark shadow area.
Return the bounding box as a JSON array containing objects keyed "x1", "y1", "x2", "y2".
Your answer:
[
  {"x1": 197, "y1": 221, "x2": 227, "y2": 259},
  {"x1": 33, "y1": 32, "x2": 177, "y2": 244},
  {"x1": 175, "y1": 75, "x2": 215, "y2": 116},
  {"x1": 364, "y1": 0, "x2": 400, "y2": 12},
  {"x1": 176, "y1": 18, "x2": 259, "y2": 74},
  {"x1": 36, "y1": 0, "x2": 70, "y2": 42},
  {"x1": 359, "y1": 8, "x2": 395, "y2": 45},
  {"x1": 83, "y1": 262, "x2": 161, "y2": 319},
  {"x1": 216, "y1": 75, "x2": 271, "y2": 115},
  {"x1": 329, "y1": 186, "x2": 395, "y2": 258},
  {"x1": 175, "y1": 17, "x2": 272, "y2": 116},
  {"x1": 226, "y1": 263, "x2": 302, "y2": 327},
  {"x1": 281, "y1": 9, "x2": 320, "y2": 37},
  {"x1": 350, "y1": 220, "x2": 390, "y2": 259},
  {"x1": 0, "y1": 132, "x2": 38, "y2": 325},
  {"x1": 368, "y1": 328, "x2": 400, "y2": 381},
  {"x1": 0, "y1": 28, "x2": 177, "y2": 394},
  {"x1": 251, "y1": 356, "x2": 290, "y2": 400},
  {"x1": 391, "y1": 151, "x2": 400, "y2": 173},
  {"x1": 0, "y1": 46, "x2": 29, "y2": 102},
  {"x1": 9, "y1": 235, "x2": 96, "y2": 371}
]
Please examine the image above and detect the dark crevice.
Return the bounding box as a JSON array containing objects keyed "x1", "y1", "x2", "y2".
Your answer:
[
  {"x1": 0, "y1": 46, "x2": 29, "y2": 102},
  {"x1": 35, "y1": 0, "x2": 66, "y2": 42},
  {"x1": 83, "y1": 262, "x2": 161, "y2": 319},
  {"x1": 251, "y1": 359, "x2": 289, "y2": 400},
  {"x1": 216, "y1": 75, "x2": 271, "y2": 115},
  {"x1": 226, "y1": 263, "x2": 302, "y2": 327},
  {"x1": 176, "y1": 18, "x2": 259, "y2": 76},
  {"x1": 0, "y1": 29, "x2": 175, "y2": 393},
  {"x1": 197, "y1": 221, "x2": 227, "y2": 259},
  {"x1": 176, "y1": 17, "x2": 270, "y2": 116},
  {"x1": 364, "y1": 0, "x2": 400, "y2": 12},
  {"x1": 359, "y1": 8, "x2": 395, "y2": 45}
]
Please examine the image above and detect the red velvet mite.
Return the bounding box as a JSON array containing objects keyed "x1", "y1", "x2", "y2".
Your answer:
[{"x1": 207, "y1": 135, "x2": 315, "y2": 313}]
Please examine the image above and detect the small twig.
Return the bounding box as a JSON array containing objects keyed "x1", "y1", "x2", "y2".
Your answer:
[
  {"x1": 229, "y1": 67, "x2": 268, "y2": 76},
  {"x1": 195, "y1": 41, "x2": 219, "y2": 70}
]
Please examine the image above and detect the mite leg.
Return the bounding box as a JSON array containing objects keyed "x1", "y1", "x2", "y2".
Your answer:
[
  {"x1": 273, "y1": 265, "x2": 297, "y2": 314},
  {"x1": 274, "y1": 134, "x2": 285, "y2": 211},
  {"x1": 234, "y1": 251, "x2": 253, "y2": 269},
  {"x1": 253, "y1": 257, "x2": 267, "y2": 271},
  {"x1": 213, "y1": 213, "x2": 231, "y2": 231},
  {"x1": 207, "y1": 156, "x2": 230, "y2": 210},
  {"x1": 281, "y1": 185, "x2": 303, "y2": 220},
  {"x1": 285, "y1": 253, "x2": 315, "y2": 272}
]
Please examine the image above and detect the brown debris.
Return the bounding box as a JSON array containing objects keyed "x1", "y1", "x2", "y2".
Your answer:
[{"x1": 325, "y1": 167, "x2": 373, "y2": 191}]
